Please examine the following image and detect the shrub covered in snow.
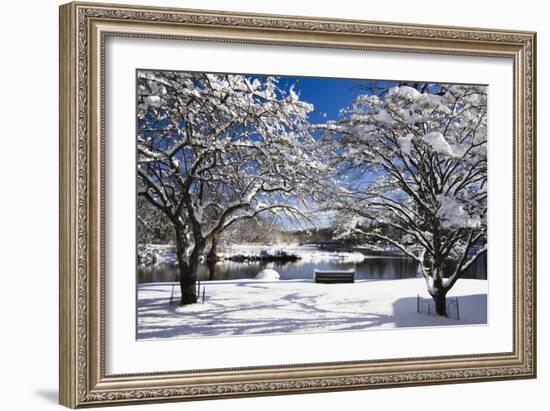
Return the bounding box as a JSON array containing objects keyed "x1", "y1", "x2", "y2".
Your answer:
[{"x1": 255, "y1": 269, "x2": 280, "y2": 280}]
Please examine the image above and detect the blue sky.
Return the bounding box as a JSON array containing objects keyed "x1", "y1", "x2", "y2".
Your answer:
[
  {"x1": 277, "y1": 76, "x2": 400, "y2": 125},
  {"x1": 269, "y1": 76, "x2": 368, "y2": 229},
  {"x1": 274, "y1": 75, "x2": 390, "y2": 229},
  {"x1": 279, "y1": 76, "x2": 362, "y2": 123}
]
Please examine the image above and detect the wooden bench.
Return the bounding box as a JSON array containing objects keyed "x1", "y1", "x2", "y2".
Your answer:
[{"x1": 313, "y1": 269, "x2": 355, "y2": 283}]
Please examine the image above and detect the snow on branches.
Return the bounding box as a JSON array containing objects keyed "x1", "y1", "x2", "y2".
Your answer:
[
  {"x1": 137, "y1": 70, "x2": 325, "y2": 302},
  {"x1": 320, "y1": 82, "x2": 487, "y2": 307}
]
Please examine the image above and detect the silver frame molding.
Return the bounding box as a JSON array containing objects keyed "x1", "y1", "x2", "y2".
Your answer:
[{"x1": 59, "y1": 2, "x2": 536, "y2": 408}]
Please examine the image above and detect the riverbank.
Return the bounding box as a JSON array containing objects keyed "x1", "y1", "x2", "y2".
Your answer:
[
  {"x1": 137, "y1": 277, "x2": 487, "y2": 339},
  {"x1": 139, "y1": 243, "x2": 370, "y2": 267},
  {"x1": 219, "y1": 244, "x2": 366, "y2": 263}
]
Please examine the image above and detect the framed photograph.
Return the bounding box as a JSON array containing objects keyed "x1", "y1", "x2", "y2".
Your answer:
[{"x1": 59, "y1": 1, "x2": 536, "y2": 408}]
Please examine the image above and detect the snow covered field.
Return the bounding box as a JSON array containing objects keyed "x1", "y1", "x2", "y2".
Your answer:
[{"x1": 137, "y1": 278, "x2": 487, "y2": 339}]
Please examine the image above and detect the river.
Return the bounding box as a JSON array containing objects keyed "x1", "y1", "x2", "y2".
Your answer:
[{"x1": 138, "y1": 252, "x2": 487, "y2": 283}]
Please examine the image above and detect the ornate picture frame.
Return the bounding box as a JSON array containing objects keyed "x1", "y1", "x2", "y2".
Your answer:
[{"x1": 59, "y1": 1, "x2": 536, "y2": 408}]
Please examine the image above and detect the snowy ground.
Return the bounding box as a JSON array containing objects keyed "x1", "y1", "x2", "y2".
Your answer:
[{"x1": 137, "y1": 278, "x2": 487, "y2": 339}]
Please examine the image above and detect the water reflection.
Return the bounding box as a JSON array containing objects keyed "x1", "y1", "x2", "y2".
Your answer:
[{"x1": 138, "y1": 254, "x2": 487, "y2": 283}]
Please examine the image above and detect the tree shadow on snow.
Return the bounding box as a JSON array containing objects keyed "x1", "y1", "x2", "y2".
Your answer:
[
  {"x1": 137, "y1": 288, "x2": 396, "y2": 339},
  {"x1": 136, "y1": 287, "x2": 488, "y2": 340},
  {"x1": 391, "y1": 293, "x2": 487, "y2": 328}
]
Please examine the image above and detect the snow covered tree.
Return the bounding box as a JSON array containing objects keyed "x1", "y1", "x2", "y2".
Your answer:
[
  {"x1": 137, "y1": 71, "x2": 323, "y2": 304},
  {"x1": 321, "y1": 83, "x2": 487, "y2": 316},
  {"x1": 137, "y1": 196, "x2": 174, "y2": 245}
]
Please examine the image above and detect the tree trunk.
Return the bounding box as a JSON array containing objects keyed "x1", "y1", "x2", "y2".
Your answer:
[
  {"x1": 429, "y1": 278, "x2": 448, "y2": 316},
  {"x1": 178, "y1": 258, "x2": 197, "y2": 305},
  {"x1": 207, "y1": 237, "x2": 219, "y2": 281},
  {"x1": 174, "y1": 227, "x2": 199, "y2": 305}
]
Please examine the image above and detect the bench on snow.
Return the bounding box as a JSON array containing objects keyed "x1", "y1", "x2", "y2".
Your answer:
[{"x1": 313, "y1": 269, "x2": 355, "y2": 283}]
